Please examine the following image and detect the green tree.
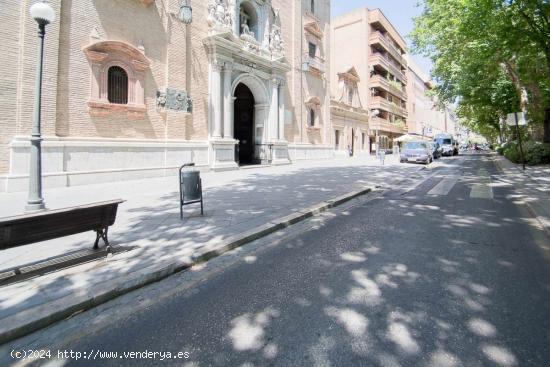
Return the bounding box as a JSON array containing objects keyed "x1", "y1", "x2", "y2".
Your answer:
[{"x1": 411, "y1": 0, "x2": 550, "y2": 143}]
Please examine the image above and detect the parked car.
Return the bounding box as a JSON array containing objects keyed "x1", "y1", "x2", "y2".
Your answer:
[
  {"x1": 434, "y1": 134, "x2": 459, "y2": 156},
  {"x1": 429, "y1": 142, "x2": 442, "y2": 159},
  {"x1": 400, "y1": 141, "x2": 433, "y2": 165}
]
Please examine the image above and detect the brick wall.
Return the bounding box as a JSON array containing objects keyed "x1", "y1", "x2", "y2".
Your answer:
[{"x1": 0, "y1": 0, "x2": 332, "y2": 175}]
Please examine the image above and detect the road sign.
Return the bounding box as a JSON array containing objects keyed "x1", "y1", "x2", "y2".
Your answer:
[{"x1": 506, "y1": 112, "x2": 528, "y2": 126}]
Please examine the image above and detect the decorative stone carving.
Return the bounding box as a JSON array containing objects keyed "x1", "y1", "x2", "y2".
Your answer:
[
  {"x1": 207, "y1": 0, "x2": 232, "y2": 32},
  {"x1": 157, "y1": 88, "x2": 193, "y2": 113},
  {"x1": 156, "y1": 91, "x2": 167, "y2": 109},
  {"x1": 269, "y1": 8, "x2": 284, "y2": 56},
  {"x1": 270, "y1": 28, "x2": 283, "y2": 53}
]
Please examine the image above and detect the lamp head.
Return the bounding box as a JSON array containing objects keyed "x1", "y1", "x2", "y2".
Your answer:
[
  {"x1": 30, "y1": 0, "x2": 55, "y2": 25},
  {"x1": 179, "y1": 3, "x2": 193, "y2": 24}
]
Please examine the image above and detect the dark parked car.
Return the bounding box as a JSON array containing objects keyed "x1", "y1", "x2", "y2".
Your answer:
[{"x1": 429, "y1": 142, "x2": 442, "y2": 159}]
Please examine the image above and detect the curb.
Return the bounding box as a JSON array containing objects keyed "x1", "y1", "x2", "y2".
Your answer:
[{"x1": 0, "y1": 187, "x2": 373, "y2": 345}]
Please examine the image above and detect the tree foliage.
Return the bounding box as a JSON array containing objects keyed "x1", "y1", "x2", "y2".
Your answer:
[{"x1": 411, "y1": 0, "x2": 550, "y2": 143}]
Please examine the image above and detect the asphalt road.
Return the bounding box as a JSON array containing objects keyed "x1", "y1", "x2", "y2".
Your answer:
[{"x1": 28, "y1": 154, "x2": 550, "y2": 366}]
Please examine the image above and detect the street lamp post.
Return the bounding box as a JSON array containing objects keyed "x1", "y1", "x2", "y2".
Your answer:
[
  {"x1": 370, "y1": 109, "x2": 380, "y2": 156},
  {"x1": 26, "y1": 0, "x2": 55, "y2": 212}
]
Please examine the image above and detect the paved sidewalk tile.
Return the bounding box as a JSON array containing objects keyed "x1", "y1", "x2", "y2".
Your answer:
[{"x1": 493, "y1": 154, "x2": 550, "y2": 236}]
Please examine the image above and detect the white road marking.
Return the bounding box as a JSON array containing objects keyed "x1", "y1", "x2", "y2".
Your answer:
[
  {"x1": 470, "y1": 184, "x2": 494, "y2": 199},
  {"x1": 470, "y1": 168, "x2": 494, "y2": 199},
  {"x1": 428, "y1": 177, "x2": 459, "y2": 196}
]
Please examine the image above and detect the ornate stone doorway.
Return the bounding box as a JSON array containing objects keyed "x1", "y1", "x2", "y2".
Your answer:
[{"x1": 234, "y1": 83, "x2": 255, "y2": 165}]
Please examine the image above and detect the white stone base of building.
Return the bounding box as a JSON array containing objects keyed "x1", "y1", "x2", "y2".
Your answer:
[
  {"x1": 1, "y1": 138, "x2": 339, "y2": 193},
  {"x1": 1, "y1": 136, "x2": 209, "y2": 193},
  {"x1": 209, "y1": 138, "x2": 240, "y2": 171},
  {"x1": 287, "y1": 144, "x2": 335, "y2": 161}
]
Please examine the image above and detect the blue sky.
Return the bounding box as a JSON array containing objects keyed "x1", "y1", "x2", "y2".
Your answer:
[{"x1": 331, "y1": 0, "x2": 433, "y2": 75}]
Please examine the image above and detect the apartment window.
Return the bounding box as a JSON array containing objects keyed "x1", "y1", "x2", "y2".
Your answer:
[
  {"x1": 309, "y1": 108, "x2": 316, "y2": 127},
  {"x1": 311, "y1": 0, "x2": 315, "y2": 14},
  {"x1": 335, "y1": 130, "x2": 340, "y2": 149},
  {"x1": 108, "y1": 66, "x2": 129, "y2": 104},
  {"x1": 308, "y1": 42, "x2": 317, "y2": 58}
]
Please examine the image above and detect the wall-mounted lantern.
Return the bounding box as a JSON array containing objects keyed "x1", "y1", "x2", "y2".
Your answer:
[{"x1": 179, "y1": 0, "x2": 192, "y2": 24}]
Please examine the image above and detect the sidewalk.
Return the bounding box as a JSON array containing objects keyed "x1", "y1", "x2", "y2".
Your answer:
[
  {"x1": 493, "y1": 154, "x2": 550, "y2": 237},
  {"x1": 0, "y1": 155, "x2": 428, "y2": 344}
]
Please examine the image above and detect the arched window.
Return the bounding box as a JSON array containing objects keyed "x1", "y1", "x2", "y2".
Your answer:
[
  {"x1": 108, "y1": 66, "x2": 128, "y2": 104},
  {"x1": 84, "y1": 40, "x2": 150, "y2": 119}
]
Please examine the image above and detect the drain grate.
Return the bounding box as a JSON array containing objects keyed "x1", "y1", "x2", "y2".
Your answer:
[{"x1": 0, "y1": 245, "x2": 135, "y2": 286}]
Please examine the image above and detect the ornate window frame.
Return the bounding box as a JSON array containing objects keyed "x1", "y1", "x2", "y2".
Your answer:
[
  {"x1": 84, "y1": 40, "x2": 150, "y2": 119},
  {"x1": 305, "y1": 96, "x2": 321, "y2": 130}
]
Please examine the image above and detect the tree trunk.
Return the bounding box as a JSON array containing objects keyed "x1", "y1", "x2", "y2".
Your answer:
[{"x1": 544, "y1": 108, "x2": 550, "y2": 144}]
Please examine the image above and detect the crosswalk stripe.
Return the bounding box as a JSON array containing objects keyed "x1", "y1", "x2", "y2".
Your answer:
[
  {"x1": 428, "y1": 177, "x2": 459, "y2": 196},
  {"x1": 470, "y1": 168, "x2": 494, "y2": 199},
  {"x1": 470, "y1": 184, "x2": 494, "y2": 199}
]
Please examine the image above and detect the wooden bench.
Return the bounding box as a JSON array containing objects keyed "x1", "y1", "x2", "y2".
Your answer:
[{"x1": 0, "y1": 200, "x2": 124, "y2": 253}]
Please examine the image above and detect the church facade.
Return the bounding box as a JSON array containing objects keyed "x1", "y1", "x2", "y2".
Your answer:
[{"x1": 0, "y1": 0, "x2": 332, "y2": 192}]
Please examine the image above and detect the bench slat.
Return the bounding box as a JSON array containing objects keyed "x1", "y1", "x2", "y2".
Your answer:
[{"x1": 0, "y1": 200, "x2": 124, "y2": 250}]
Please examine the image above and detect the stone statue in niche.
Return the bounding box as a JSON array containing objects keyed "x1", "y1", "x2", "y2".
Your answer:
[
  {"x1": 270, "y1": 27, "x2": 283, "y2": 54},
  {"x1": 207, "y1": 0, "x2": 232, "y2": 29},
  {"x1": 239, "y1": 8, "x2": 255, "y2": 39},
  {"x1": 241, "y1": 19, "x2": 255, "y2": 38},
  {"x1": 269, "y1": 8, "x2": 283, "y2": 55}
]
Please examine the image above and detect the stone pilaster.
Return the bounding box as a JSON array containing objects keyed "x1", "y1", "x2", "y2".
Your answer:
[
  {"x1": 211, "y1": 60, "x2": 223, "y2": 138},
  {"x1": 278, "y1": 81, "x2": 285, "y2": 141},
  {"x1": 223, "y1": 62, "x2": 235, "y2": 140}
]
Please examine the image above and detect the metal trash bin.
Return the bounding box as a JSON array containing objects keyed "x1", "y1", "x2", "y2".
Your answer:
[{"x1": 179, "y1": 163, "x2": 204, "y2": 218}]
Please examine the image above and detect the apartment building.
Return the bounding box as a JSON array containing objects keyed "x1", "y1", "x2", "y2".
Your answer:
[
  {"x1": 331, "y1": 7, "x2": 408, "y2": 154},
  {"x1": 0, "y1": 0, "x2": 332, "y2": 192},
  {"x1": 406, "y1": 58, "x2": 457, "y2": 139}
]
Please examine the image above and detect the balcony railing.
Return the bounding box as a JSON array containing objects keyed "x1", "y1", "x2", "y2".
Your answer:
[
  {"x1": 369, "y1": 53, "x2": 390, "y2": 71},
  {"x1": 370, "y1": 96, "x2": 392, "y2": 111},
  {"x1": 370, "y1": 52, "x2": 407, "y2": 84},
  {"x1": 369, "y1": 32, "x2": 407, "y2": 67},
  {"x1": 371, "y1": 75, "x2": 407, "y2": 101},
  {"x1": 304, "y1": 53, "x2": 325, "y2": 75},
  {"x1": 370, "y1": 75, "x2": 390, "y2": 90},
  {"x1": 369, "y1": 117, "x2": 406, "y2": 135},
  {"x1": 370, "y1": 96, "x2": 408, "y2": 118},
  {"x1": 368, "y1": 9, "x2": 407, "y2": 51}
]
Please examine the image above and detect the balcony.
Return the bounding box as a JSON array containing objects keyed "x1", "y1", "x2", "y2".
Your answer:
[
  {"x1": 369, "y1": 53, "x2": 390, "y2": 71},
  {"x1": 369, "y1": 32, "x2": 407, "y2": 67},
  {"x1": 369, "y1": 75, "x2": 390, "y2": 90},
  {"x1": 370, "y1": 53, "x2": 407, "y2": 84},
  {"x1": 304, "y1": 53, "x2": 325, "y2": 76},
  {"x1": 370, "y1": 96, "x2": 393, "y2": 111},
  {"x1": 370, "y1": 96, "x2": 408, "y2": 118},
  {"x1": 368, "y1": 9, "x2": 407, "y2": 51},
  {"x1": 370, "y1": 75, "x2": 407, "y2": 101},
  {"x1": 369, "y1": 117, "x2": 406, "y2": 135}
]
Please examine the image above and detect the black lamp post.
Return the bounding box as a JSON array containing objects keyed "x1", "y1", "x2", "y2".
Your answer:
[{"x1": 26, "y1": 0, "x2": 55, "y2": 212}]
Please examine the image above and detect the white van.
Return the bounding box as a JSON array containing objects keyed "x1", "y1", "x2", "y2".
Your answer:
[{"x1": 434, "y1": 134, "x2": 459, "y2": 156}]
